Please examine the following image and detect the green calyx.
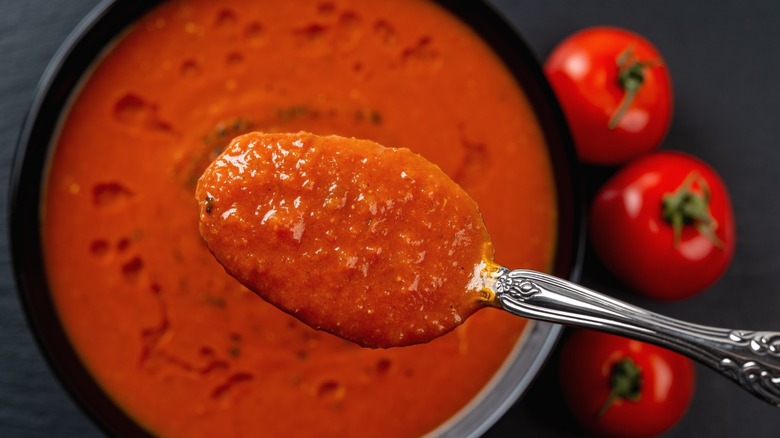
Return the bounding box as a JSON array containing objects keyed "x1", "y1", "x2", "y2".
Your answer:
[
  {"x1": 597, "y1": 357, "x2": 642, "y2": 417},
  {"x1": 662, "y1": 171, "x2": 724, "y2": 249},
  {"x1": 608, "y1": 46, "x2": 658, "y2": 129}
]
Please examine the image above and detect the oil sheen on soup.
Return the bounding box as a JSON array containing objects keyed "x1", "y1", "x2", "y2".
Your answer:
[{"x1": 43, "y1": 0, "x2": 557, "y2": 436}]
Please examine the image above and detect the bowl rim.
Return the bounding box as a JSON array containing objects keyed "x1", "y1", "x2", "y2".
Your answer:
[{"x1": 8, "y1": 0, "x2": 584, "y2": 436}]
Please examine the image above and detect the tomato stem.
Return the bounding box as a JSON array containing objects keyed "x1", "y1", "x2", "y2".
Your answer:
[
  {"x1": 662, "y1": 171, "x2": 724, "y2": 249},
  {"x1": 596, "y1": 357, "x2": 642, "y2": 418},
  {"x1": 608, "y1": 46, "x2": 657, "y2": 130}
]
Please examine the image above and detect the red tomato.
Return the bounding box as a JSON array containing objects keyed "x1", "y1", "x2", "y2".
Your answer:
[
  {"x1": 559, "y1": 329, "x2": 695, "y2": 438},
  {"x1": 590, "y1": 151, "x2": 735, "y2": 299},
  {"x1": 545, "y1": 27, "x2": 673, "y2": 165}
]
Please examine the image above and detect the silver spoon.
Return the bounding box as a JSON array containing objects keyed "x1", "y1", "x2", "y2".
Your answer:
[
  {"x1": 199, "y1": 132, "x2": 780, "y2": 407},
  {"x1": 488, "y1": 267, "x2": 780, "y2": 407}
]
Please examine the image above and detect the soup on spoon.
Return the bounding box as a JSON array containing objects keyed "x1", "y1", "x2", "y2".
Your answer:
[
  {"x1": 197, "y1": 132, "x2": 780, "y2": 409},
  {"x1": 197, "y1": 131, "x2": 495, "y2": 348}
]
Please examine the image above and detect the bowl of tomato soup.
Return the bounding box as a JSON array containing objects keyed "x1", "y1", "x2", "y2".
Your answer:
[{"x1": 10, "y1": 0, "x2": 582, "y2": 436}]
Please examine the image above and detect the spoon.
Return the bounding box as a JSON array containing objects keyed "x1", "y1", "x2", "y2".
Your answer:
[{"x1": 197, "y1": 131, "x2": 780, "y2": 407}]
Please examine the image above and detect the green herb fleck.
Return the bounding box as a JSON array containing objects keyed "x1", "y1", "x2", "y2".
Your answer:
[
  {"x1": 276, "y1": 105, "x2": 314, "y2": 121},
  {"x1": 228, "y1": 333, "x2": 242, "y2": 358},
  {"x1": 205, "y1": 195, "x2": 214, "y2": 214},
  {"x1": 203, "y1": 294, "x2": 226, "y2": 308},
  {"x1": 355, "y1": 108, "x2": 383, "y2": 124}
]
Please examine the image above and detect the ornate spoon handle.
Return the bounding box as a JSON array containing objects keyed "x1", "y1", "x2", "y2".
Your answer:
[{"x1": 489, "y1": 267, "x2": 780, "y2": 407}]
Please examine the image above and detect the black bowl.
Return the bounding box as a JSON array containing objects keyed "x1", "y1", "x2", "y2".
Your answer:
[{"x1": 9, "y1": 0, "x2": 583, "y2": 436}]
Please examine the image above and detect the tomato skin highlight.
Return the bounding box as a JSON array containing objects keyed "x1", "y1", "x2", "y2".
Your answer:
[
  {"x1": 559, "y1": 330, "x2": 696, "y2": 438},
  {"x1": 589, "y1": 151, "x2": 735, "y2": 299},
  {"x1": 545, "y1": 26, "x2": 673, "y2": 165}
]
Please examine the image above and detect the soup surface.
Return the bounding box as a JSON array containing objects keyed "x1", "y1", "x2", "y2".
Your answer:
[{"x1": 43, "y1": 0, "x2": 557, "y2": 436}]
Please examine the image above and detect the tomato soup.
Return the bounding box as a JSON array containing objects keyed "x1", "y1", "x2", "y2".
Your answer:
[
  {"x1": 43, "y1": 0, "x2": 557, "y2": 436},
  {"x1": 197, "y1": 132, "x2": 494, "y2": 348}
]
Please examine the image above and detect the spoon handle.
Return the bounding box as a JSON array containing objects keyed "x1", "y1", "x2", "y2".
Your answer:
[{"x1": 491, "y1": 267, "x2": 780, "y2": 407}]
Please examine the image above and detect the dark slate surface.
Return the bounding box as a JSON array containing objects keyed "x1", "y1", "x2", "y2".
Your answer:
[{"x1": 2, "y1": 0, "x2": 779, "y2": 436}]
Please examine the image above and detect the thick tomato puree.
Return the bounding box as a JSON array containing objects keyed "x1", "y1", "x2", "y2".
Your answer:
[
  {"x1": 198, "y1": 132, "x2": 493, "y2": 347},
  {"x1": 43, "y1": 0, "x2": 557, "y2": 436}
]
